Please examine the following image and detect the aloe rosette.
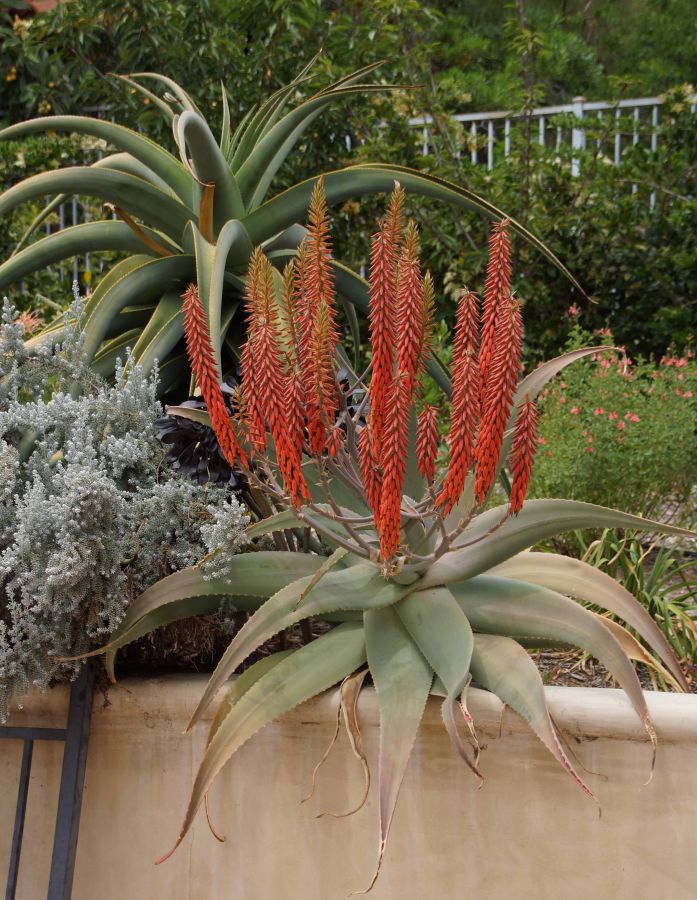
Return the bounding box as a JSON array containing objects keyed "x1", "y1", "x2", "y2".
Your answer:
[
  {"x1": 78, "y1": 187, "x2": 693, "y2": 891},
  {"x1": 0, "y1": 59, "x2": 583, "y2": 398}
]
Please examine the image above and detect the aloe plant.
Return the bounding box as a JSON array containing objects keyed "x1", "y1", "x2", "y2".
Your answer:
[
  {"x1": 0, "y1": 59, "x2": 584, "y2": 397},
  {"x1": 75, "y1": 186, "x2": 694, "y2": 891}
]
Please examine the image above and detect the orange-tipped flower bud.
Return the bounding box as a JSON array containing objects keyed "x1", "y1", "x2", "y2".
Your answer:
[
  {"x1": 474, "y1": 294, "x2": 523, "y2": 503},
  {"x1": 416, "y1": 405, "x2": 439, "y2": 482},
  {"x1": 509, "y1": 397, "x2": 539, "y2": 514},
  {"x1": 379, "y1": 374, "x2": 410, "y2": 561},
  {"x1": 395, "y1": 220, "x2": 423, "y2": 399},
  {"x1": 479, "y1": 219, "x2": 511, "y2": 401},
  {"x1": 437, "y1": 289, "x2": 480, "y2": 513},
  {"x1": 182, "y1": 283, "x2": 247, "y2": 469}
]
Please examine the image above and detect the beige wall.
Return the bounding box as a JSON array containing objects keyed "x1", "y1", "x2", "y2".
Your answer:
[{"x1": 2, "y1": 676, "x2": 697, "y2": 900}]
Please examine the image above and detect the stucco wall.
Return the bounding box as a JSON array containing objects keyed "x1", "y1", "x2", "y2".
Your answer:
[{"x1": 2, "y1": 677, "x2": 697, "y2": 899}]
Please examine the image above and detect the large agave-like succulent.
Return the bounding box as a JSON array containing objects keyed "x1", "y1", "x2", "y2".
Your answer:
[
  {"x1": 77, "y1": 187, "x2": 694, "y2": 891},
  {"x1": 0, "y1": 59, "x2": 583, "y2": 398}
]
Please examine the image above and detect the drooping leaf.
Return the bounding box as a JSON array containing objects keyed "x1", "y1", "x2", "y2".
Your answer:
[
  {"x1": 450, "y1": 575, "x2": 655, "y2": 744},
  {"x1": 421, "y1": 499, "x2": 697, "y2": 590},
  {"x1": 156, "y1": 621, "x2": 366, "y2": 865},
  {"x1": 362, "y1": 606, "x2": 432, "y2": 894},
  {"x1": 187, "y1": 561, "x2": 401, "y2": 729},
  {"x1": 396, "y1": 587, "x2": 480, "y2": 774},
  {"x1": 490, "y1": 551, "x2": 687, "y2": 690},
  {"x1": 469, "y1": 633, "x2": 596, "y2": 800}
]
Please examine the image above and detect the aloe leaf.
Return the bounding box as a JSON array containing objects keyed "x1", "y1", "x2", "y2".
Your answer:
[
  {"x1": 11, "y1": 193, "x2": 67, "y2": 254},
  {"x1": 164, "y1": 405, "x2": 212, "y2": 428},
  {"x1": 593, "y1": 614, "x2": 682, "y2": 690},
  {"x1": 239, "y1": 84, "x2": 393, "y2": 208},
  {"x1": 206, "y1": 650, "x2": 295, "y2": 748},
  {"x1": 469, "y1": 634, "x2": 596, "y2": 800},
  {"x1": 396, "y1": 587, "x2": 480, "y2": 775},
  {"x1": 422, "y1": 499, "x2": 697, "y2": 590},
  {"x1": 128, "y1": 72, "x2": 205, "y2": 117},
  {"x1": 245, "y1": 166, "x2": 584, "y2": 295},
  {"x1": 0, "y1": 167, "x2": 192, "y2": 243},
  {"x1": 175, "y1": 110, "x2": 246, "y2": 227},
  {"x1": 123, "y1": 290, "x2": 183, "y2": 376},
  {"x1": 80, "y1": 254, "x2": 195, "y2": 361},
  {"x1": 92, "y1": 151, "x2": 175, "y2": 195},
  {"x1": 92, "y1": 329, "x2": 143, "y2": 377},
  {"x1": 112, "y1": 73, "x2": 175, "y2": 121},
  {"x1": 246, "y1": 508, "x2": 302, "y2": 538},
  {"x1": 156, "y1": 621, "x2": 366, "y2": 865},
  {"x1": 490, "y1": 552, "x2": 687, "y2": 690},
  {"x1": 231, "y1": 66, "x2": 318, "y2": 170},
  {"x1": 0, "y1": 222, "x2": 177, "y2": 291},
  {"x1": 0, "y1": 116, "x2": 192, "y2": 204},
  {"x1": 450, "y1": 575, "x2": 655, "y2": 742},
  {"x1": 362, "y1": 606, "x2": 432, "y2": 893},
  {"x1": 187, "y1": 561, "x2": 402, "y2": 729}
]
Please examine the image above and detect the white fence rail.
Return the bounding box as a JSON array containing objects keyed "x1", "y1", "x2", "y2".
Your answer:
[{"x1": 409, "y1": 94, "x2": 696, "y2": 211}]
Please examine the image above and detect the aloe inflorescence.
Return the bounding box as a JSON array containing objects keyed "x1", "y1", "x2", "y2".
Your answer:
[{"x1": 83, "y1": 185, "x2": 695, "y2": 891}]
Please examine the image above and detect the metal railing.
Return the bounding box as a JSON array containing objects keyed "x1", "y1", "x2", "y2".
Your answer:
[{"x1": 2, "y1": 663, "x2": 94, "y2": 900}]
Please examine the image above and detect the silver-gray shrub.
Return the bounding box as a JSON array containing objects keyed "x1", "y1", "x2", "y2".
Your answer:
[{"x1": 0, "y1": 297, "x2": 248, "y2": 720}]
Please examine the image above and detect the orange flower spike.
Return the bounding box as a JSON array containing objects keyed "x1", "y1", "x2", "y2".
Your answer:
[
  {"x1": 358, "y1": 426, "x2": 383, "y2": 522},
  {"x1": 379, "y1": 374, "x2": 411, "y2": 561},
  {"x1": 479, "y1": 219, "x2": 511, "y2": 403},
  {"x1": 437, "y1": 288, "x2": 481, "y2": 513},
  {"x1": 416, "y1": 405, "x2": 439, "y2": 482},
  {"x1": 509, "y1": 397, "x2": 539, "y2": 514},
  {"x1": 474, "y1": 294, "x2": 523, "y2": 504},
  {"x1": 182, "y1": 283, "x2": 247, "y2": 469},
  {"x1": 368, "y1": 211, "x2": 401, "y2": 456},
  {"x1": 306, "y1": 300, "x2": 339, "y2": 456},
  {"x1": 395, "y1": 220, "x2": 423, "y2": 398}
]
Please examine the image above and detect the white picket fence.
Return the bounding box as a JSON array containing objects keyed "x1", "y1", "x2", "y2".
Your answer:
[{"x1": 409, "y1": 94, "x2": 696, "y2": 212}]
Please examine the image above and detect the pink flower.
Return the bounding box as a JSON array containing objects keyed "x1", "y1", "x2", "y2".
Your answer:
[
  {"x1": 624, "y1": 413, "x2": 640, "y2": 423},
  {"x1": 617, "y1": 421, "x2": 625, "y2": 430},
  {"x1": 600, "y1": 359, "x2": 611, "y2": 369},
  {"x1": 582, "y1": 429, "x2": 589, "y2": 436},
  {"x1": 571, "y1": 406, "x2": 580, "y2": 415},
  {"x1": 537, "y1": 436, "x2": 548, "y2": 445},
  {"x1": 676, "y1": 358, "x2": 688, "y2": 368},
  {"x1": 617, "y1": 436, "x2": 623, "y2": 444},
  {"x1": 560, "y1": 381, "x2": 567, "y2": 388},
  {"x1": 587, "y1": 435, "x2": 593, "y2": 443},
  {"x1": 585, "y1": 446, "x2": 595, "y2": 453},
  {"x1": 675, "y1": 388, "x2": 682, "y2": 396},
  {"x1": 567, "y1": 305, "x2": 580, "y2": 317},
  {"x1": 593, "y1": 407, "x2": 605, "y2": 416},
  {"x1": 684, "y1": 391, "x2": 693, "y2": 398},
  {"x1": 559, "y1": 396, "x2": 566, "y2": 404},
  {"x1": 608, "y1": 411, "x2": 618, "y2": 420}
]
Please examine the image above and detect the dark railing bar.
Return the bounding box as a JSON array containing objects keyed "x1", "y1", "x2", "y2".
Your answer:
[
  {"x1": 5, "y1": 739, "x2": 34, "y2": 900},
  {"x1": 0, "y1": 727, "x2": 67, "y2": 742},
  {"x1": 46, "y1": 661, "x2": 95, "y2": 900}
]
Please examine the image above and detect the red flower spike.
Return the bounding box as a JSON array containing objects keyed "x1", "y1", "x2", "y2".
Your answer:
[
  {"x1": 306, "y1": 300, "x2": 339, "y2": 456},
  {"x1": 509, "y1": 397, "x2": 539, "y2": 514},
  {"x1": 437, "y1": 289, "x2": 480, "y2": 513},
  {"x1": 416, "y1": 405, "x2": 439, "y2": 481},
  {"x1": 326, "y1": 425, "x2": 343, "y2": 459},
  {"x1": 359, "y1": 426, "x2": 383, "y2": 523},
  {"x1": 395, "y1": 220, "x2": 423, "y2": 399},
  {"x1": 379, "y1": 374, "x2": 411, "y2": 561},
  {"x1": 182, "y1": 283, "x2": 247, "y2": 469},
  {"x1": 368, "y1": 219, "x2": 399, "y2": 458},
  {"x1": 479, "y1": 219, "x2": 511, "y2": 404},
  {"x1": 242, "y1": 251, "x2": 309, "y2": 506},
  {"x1": 474, "y1": 294, "x2": 523, "y2": 503}
]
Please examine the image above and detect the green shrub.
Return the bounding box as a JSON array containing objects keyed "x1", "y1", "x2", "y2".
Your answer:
[{"x1": 530, "y1": 321, "x2": 697, "y2": 517}]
